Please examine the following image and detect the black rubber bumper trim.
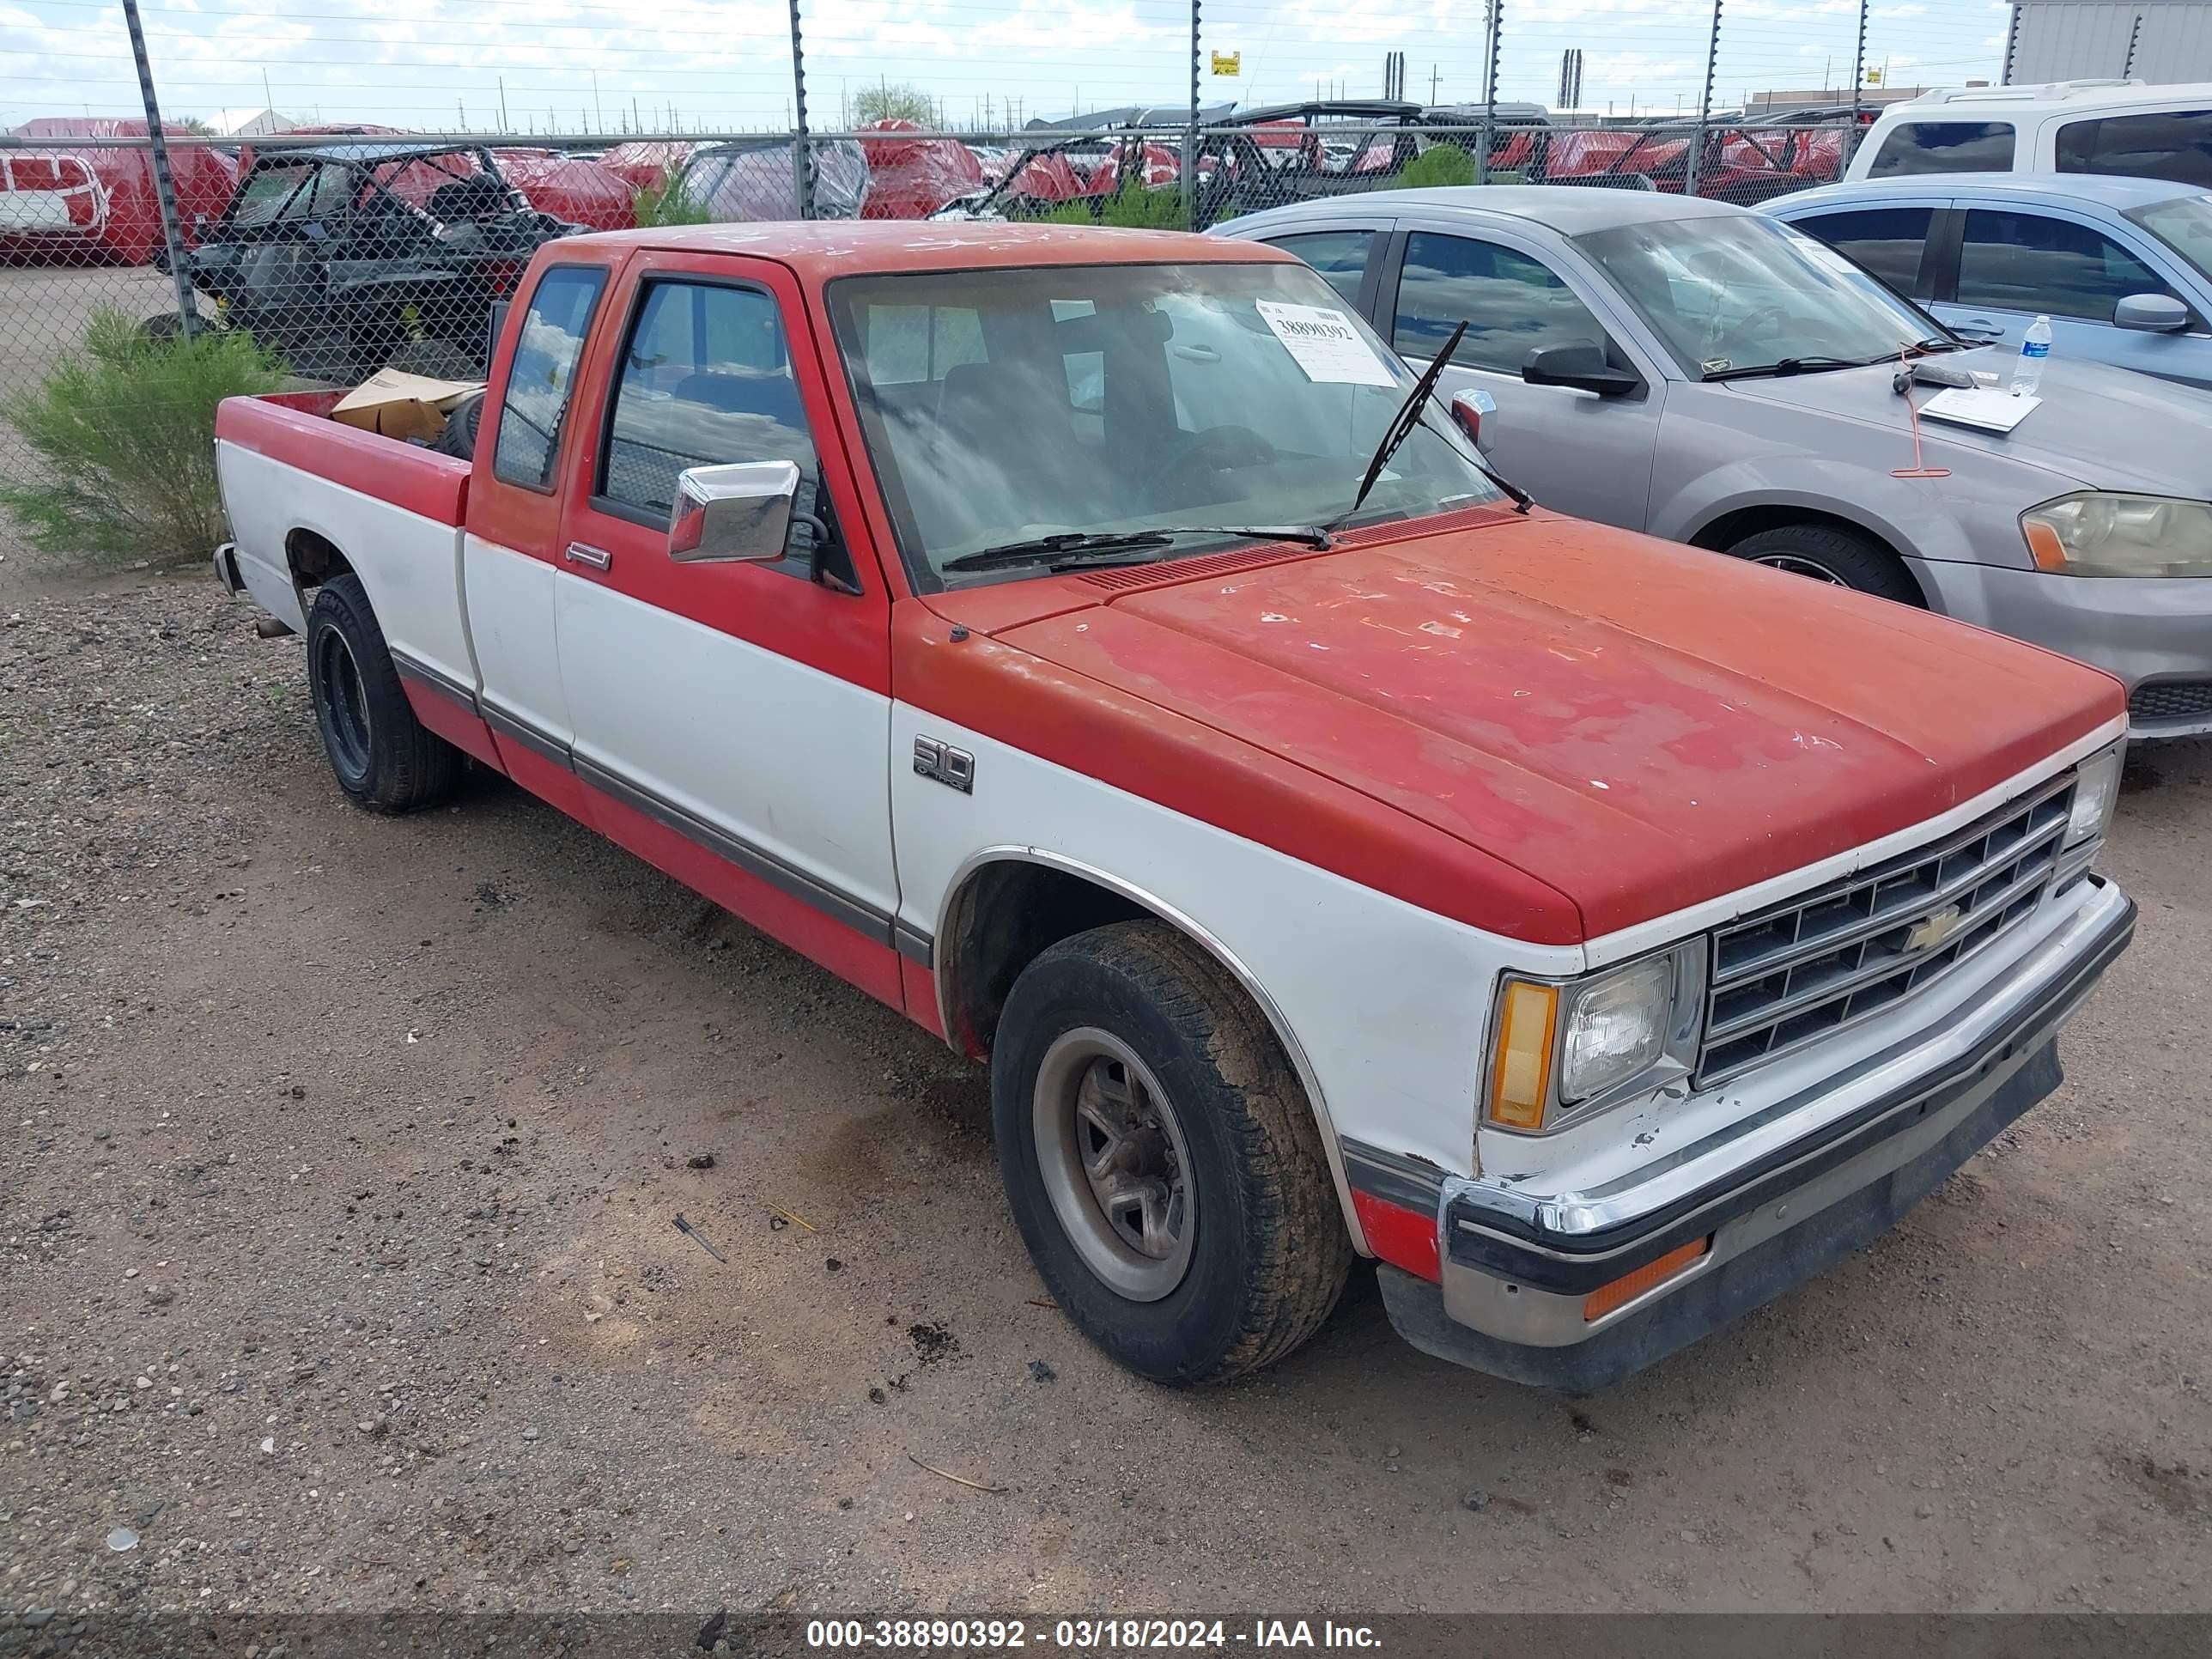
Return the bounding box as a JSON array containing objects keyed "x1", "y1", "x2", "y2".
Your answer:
[
  {"x1": 1446, "y1": 891, "x2": 2134, "y2": 1296},
  {"x1": 1382, "y1": 1037, "x2": 2064, "y2": 1392}
]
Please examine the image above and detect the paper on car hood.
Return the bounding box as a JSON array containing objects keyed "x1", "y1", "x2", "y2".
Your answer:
[{"x1": 1717, "y1": 351, "x2": 2212, "y2": 496}]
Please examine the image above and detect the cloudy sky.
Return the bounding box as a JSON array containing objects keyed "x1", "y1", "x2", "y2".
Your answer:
[{"x1": 3, "y1": 0, "x2": 2013, "y2": 133}]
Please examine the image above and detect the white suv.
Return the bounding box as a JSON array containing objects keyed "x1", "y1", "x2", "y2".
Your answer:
[{"x1": 1844, "y1": 79, "x2": 2212, "y2": 187}]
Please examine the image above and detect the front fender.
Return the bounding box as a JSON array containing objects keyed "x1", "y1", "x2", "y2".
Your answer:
[{"x1": 1651, "y1": 458, "x2": 2021, "y2": 572}]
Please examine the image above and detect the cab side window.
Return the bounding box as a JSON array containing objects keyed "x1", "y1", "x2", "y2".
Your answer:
[
  {"x1": 1956, "y1": 209, "x2": 2175, "y2": 322},
  {"x1": 1792, "y1": 206, "x2": 1934, "y2": 296},
  {"x1": 1261, "y1": 231, "x2": 1376, "y2": 306},
  {"x1": 2057, "y1": 110, "x2": 2212, "y2": 190},
  {"x1": 493, "y1": 265, "x2": 606, "y2": 491},
  {"x1": 1868, "y1": 120, "x2": 2015, "y2": 178},
  {"x1": 1392, "y1": 231, "x2": 1606, "y2": 372},
  {"x1": 598, "y1": 278, "x2": 829, "y2": 576}
]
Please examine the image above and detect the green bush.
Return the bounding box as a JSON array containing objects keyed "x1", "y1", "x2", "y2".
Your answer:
[
  {"x1": 1039, "y1": 177, "x2": 1191, "y2": 231},
  {"x1": 1387, "y1": 144, "x2": 1479, "y2": 190},
  {"x1": 633, "y1": 179, "x2": 713, "y2": 227},
  {"x1": 0, "y1": 311, "x2": 288, "y2": 563}
]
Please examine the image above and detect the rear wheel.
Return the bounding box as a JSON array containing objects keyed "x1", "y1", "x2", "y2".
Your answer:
[
  {"x1": 306, "y1": 574, "x2": 460, "y2": 813},
  {"x1": 1726, "y1": 522, "x2": 1922, "y2": 605},
  {"x1": 993, "y1": 921, "x2": 1352, "y2": 1385}
]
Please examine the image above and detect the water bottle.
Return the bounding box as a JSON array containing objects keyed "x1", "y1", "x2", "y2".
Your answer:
[{"x1": 2011, "y1": 315, "x2": 2052, "y2": 397}]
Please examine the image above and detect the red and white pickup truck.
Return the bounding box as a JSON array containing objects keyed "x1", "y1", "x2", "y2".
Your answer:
[{"x1": 212, "y1": 222, "x2": 2135, "y2": 1389}]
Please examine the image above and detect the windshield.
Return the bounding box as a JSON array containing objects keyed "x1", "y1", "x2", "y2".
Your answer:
[
  {"x1": 231, "y1": 161, "x2": 356, "y2": 228},
  {"x1": 2128, "y1": 193, "x2": 2212, "y2": 285},
  {"x1": 828, "y1": 260, "x2": 1500, "y2": 586},
  {"x1": 1577, "y1": 213, "x2": 1942, "y2": 377}
]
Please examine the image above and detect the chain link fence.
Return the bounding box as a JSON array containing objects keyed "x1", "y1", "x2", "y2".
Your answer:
[{"x1": 0, "y1": 104, "x2": 1863, "y2": 589}]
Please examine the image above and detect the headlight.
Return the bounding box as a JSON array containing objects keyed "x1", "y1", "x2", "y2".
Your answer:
[
  {"x1": 2066, "y1": 741, "x2": 2124, "y2": 848},
  {"x1": 1486, "y1": 945, "x2": 1705, "y2": 1133},
  {"x1": 2021, "y1": 493, "x2": 2212, "y2": 578}
]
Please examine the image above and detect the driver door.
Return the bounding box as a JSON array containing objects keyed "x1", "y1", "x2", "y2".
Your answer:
[
  {"x1": 1375, "y1": 222, "x2": 1663, "y2": 528},
  {"x1": 550, "y1": 252, "x2": 904, "y2": 1003}
]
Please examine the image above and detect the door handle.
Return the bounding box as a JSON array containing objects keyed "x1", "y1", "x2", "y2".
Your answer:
[
  {"x1": 1951, "y1": 319, "x2": 2006, "y2": 339},
  {"x1": 563, "y1": 542, "x2": 612, "y2": 571}
]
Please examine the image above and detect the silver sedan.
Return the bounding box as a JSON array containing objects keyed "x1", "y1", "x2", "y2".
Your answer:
[{"x1": 1212, "y1": 186, "x2": 2212, "y2": 739}]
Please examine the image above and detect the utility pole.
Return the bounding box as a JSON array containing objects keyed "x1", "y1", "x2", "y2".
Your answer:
[
  {"x1": 592, "y1": 70, "x2": 604, "y2": 133},
  {"x1": 498, "y1": 76, "x2": 509, "y2": 131},
  {"x1": 120, "y1": 0, "x2": 196, "y2": 337},
  {"x1": 1431, "y1": 64, "x2": 1440, "y2": 104},
  {"x1": 1686, "y1": 0, "x2": 1721, "y2": 197}
]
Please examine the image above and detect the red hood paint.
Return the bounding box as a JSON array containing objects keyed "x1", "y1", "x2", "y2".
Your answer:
[{"x1": 926, "y1": 512, "x2": 2121, "y2": 940}]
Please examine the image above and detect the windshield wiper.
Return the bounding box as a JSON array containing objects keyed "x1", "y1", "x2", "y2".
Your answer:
[
  {"x1": 1704, "y1": 355, "x2": 1878, "y2": 382},
  {"x1": 1329, "y1": 320, "x2": 1468, "y2": 529},
  {"x1": 939, "y1": 524, "x2": 1332, "y2": 574}
]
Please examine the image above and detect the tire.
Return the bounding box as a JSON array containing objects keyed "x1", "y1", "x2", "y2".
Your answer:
[
  {"x1": 1725, "y1": 522, "x2": 1922, "y2": 605},
  {"x1": 386, "y1": 338, "x2": 483, "y2": 381},
  {"x1": 992, "y1": 921, "x2": 1352, "y2": 1385},
  {"x1": 432, "y1": 390, "x2": 485, "y2": 461},
  {"x1": 305, "y1": 574, "x2": 461, "y2": 813},
  {"x1": 137, "y1": 312, "x2": 189, "y2": 347}
]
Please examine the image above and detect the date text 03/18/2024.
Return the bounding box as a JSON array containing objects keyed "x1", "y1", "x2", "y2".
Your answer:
[{"x1": 803, "y1": 1619, "x2": 1382, "y2": 1650}]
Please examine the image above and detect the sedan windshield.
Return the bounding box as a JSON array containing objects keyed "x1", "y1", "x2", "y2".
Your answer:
[
  {"x1": 828, "y1": 260, "x2": 1499, "y2": 586},
  {"x1": 1577, "y1": 213, "x2": 1942, "y2": 378},
  {"x1": 2128, "y1": 193, "x2": 2212, "y2": 285}
]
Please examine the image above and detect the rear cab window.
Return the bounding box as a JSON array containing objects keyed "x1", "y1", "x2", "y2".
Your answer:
[
  {"x1": 2057, "y1": 109, "x2": 2212, "y2": 190},
  {"x1": 493, "y1": 264, "x2": 608, "y2": 491},
  {"x1": 1790, "y1": 206, "x2": 1935, "y2": 295},
  {"x1": 1869, "y1": 120, "x2": 2016, "y2": 178}
]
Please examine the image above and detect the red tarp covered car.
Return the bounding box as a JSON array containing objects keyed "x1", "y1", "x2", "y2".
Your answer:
[{"x1": 3, "y1": 118, "x2": 236, "y2": 264}]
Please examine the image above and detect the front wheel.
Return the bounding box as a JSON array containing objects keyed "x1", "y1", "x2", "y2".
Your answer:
[
  {"x1": 306, "y1": 574, "x2": 460, "y2": 813},
  {"x1": 1726, "y1": 522, "x2": 1922, "y2": 605},
  {"x1": 993, "y1": 921, "x2": 1352, "y2": 1385}
]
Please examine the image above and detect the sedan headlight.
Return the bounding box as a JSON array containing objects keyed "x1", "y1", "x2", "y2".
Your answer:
[
  {"x1": 2066, "y1": 741, "x2": 2124, "y2": 849},
  {"x1": 1486, "y1": 944, "x2": 1706, "y2": 1133},
  {"x1": 2021, "y1": 493, "x2": 2212, "y2": 578}
]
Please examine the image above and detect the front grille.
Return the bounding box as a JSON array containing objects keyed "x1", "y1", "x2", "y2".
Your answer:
[
  {"x1": 1698, "y1": 775, "x2": 2075, "y2": 1085},
  {"x1": 2129, "y1": 679, "x2": 2212, "y2": 726}
]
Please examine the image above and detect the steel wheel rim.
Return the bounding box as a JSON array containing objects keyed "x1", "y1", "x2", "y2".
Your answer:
[
  {"x1": 1756, "y1": 554, "x2": 1848, "y2": 586},
  {"x1": 314, "y1": 627, "x2": 372, "y2": 781},
  {"x1": 1032, "y1": 1028, "x2": 1196, "y2": 1303}
]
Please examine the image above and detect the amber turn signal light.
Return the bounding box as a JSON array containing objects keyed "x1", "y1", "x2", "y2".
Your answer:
[
  {"x1": 1583, "y1": 1237, "x2": 1711, "y2": 1322},
  {"x1": 1486, "y1": 980, "x2": 1559, "y2": 1131}
]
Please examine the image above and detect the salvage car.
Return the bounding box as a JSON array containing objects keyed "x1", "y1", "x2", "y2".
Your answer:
[
  {"x1": 1220, "y1": 185, "x2": 2212, "y2": 738},
  {"x1": 163, "y1": 141, "x2": 580, "y2": 382},
  {"x1": 211, "y1": 222, "x2": 2132, "y2": 1389},
  {"x1": 1770, "y1": 173, "x2": 2212, "y2": 390}
]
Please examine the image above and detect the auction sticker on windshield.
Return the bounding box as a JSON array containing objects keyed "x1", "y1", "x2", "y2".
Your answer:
[{"x1": 1255, "y1": 301, "x2": 1396, "y2": 386}]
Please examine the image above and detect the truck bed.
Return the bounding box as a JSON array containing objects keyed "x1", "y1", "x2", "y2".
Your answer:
[{"x1": 214, "y1": 389, "x2": 478, "y2": 702}]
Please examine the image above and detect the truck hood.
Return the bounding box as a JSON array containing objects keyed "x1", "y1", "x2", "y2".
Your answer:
[
  {"x1": 962, "y1": 512, "x2": 2119, "y2": 939},
  {"x1": 1717, "y1": 350, "x2": 2212, "y2": 496}
]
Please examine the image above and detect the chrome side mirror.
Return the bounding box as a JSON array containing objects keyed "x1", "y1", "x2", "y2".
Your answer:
[
  {"x1": 670, "y1": 460, "x2": 799, "y2": 564},
  {"x1": 1449, "y1": 386, "x2": 1496, "y2": 451},
  {"x1": 2114, "y1": 292, "x2": 2191, "y2": 334}
]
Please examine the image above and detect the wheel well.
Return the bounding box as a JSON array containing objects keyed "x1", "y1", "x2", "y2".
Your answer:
[
  {"x1": 939, "y1": 861, "x2": 1149, "y2": 1060},
  {"x1": 285, "y1": 528, "x2": 353, "y2": 590},
  {"x1": 1688, "y1": 506, "x2": 1925, "y2": 605}
]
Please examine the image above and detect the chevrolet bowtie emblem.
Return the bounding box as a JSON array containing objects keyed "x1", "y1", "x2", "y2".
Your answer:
[{"x1": 1906, "y1": 904, "x2": 1966, "y2": 952}]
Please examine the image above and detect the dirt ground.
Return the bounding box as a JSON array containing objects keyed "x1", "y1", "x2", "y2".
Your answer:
[{"x1": 3, "y1": 573, "x2": 2209, "y2": 1623}]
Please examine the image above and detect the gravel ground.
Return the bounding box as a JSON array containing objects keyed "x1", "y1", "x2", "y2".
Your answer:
[{"x1": 3, "y1": 574, "x2": 2209, "y2": 1625}]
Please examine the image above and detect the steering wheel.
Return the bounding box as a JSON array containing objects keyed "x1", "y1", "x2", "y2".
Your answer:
[
  {"x1": 1163, "y1": 424, "x2": 1279, "y2": 499},
  {"x1": 1737, "y1": 303, "x2": 1794, "y2": 338}
]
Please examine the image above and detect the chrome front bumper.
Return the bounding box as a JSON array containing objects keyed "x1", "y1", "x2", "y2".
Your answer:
[{"x1": 1376, "y1": 876, "x2": 2136, "y2": 1390}]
